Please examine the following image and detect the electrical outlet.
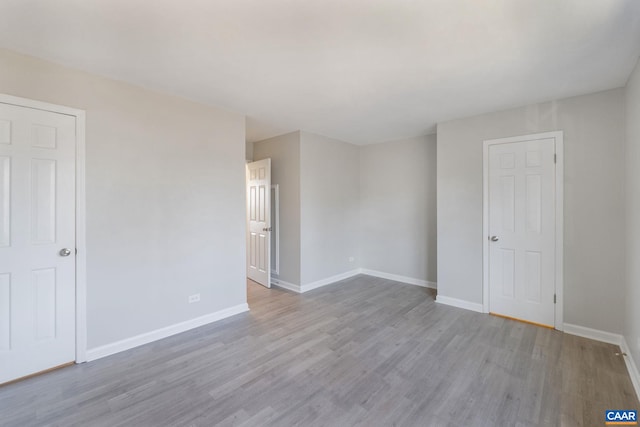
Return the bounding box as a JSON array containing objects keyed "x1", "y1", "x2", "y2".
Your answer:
[
  {"x1": 188, "y1": 293, "x2": 201, "y2": 304},
  {"x1": 349, "y1": 257, "x2": 355, "y2": 263}
]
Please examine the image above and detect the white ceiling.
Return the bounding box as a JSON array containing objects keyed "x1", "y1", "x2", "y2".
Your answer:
[{"x1": 1, "y1": 1, "x2": 639, "y2": 144}]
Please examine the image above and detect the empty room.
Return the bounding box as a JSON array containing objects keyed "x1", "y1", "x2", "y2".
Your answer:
[{"x1": 1, "y1": 1, "x2": 640, "y2": 426}]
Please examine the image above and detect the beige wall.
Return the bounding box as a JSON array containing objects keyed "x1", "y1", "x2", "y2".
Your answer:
[
  {"x1": 359, "y1": 135, "x2": 437, "y2": 283},
  {"x1": 437, "y1": 89, "x2": 626, "y2": 333},
  {"x1": 625, "y1": 57, "x2": 640, "y2": 371},
  {"x1": 0, "y1": 48, "x2": 247, "y2": 349},
  {"x1": 253, "y1": 132, "x2": 301, "y2": 285}
]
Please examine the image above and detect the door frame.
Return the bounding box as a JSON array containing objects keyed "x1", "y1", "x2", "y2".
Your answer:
[
  {"x1": 482, "y1": 131, "x2": 564, "y2": 330},
  {"x1": 271, "y1": 184, "x2": 279, "y2": 276},
  {"x1": 0, "y1": 94, "x2": 87, "y2": 362}
]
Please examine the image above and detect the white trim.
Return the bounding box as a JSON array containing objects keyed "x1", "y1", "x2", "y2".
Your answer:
[
  {"x1": 436, "y1": 295, "x2": 484, "y2": 313},
  {"x1": 74, "y1": 109, "x2": 87, "y2": 362},
  {"x1": 271, "y1": 184, "x2": 279, "y2": 275},
  {"x1": 563, "y1": 323, "x2": 622, "y2": 345},
  {"x1": 271, "y1": 279, "x2": 301, "y2": 293},
  {"x1": 482, "y1": 131, "x2": 564, "y2": 330},
  {"x1": 0, "y1": 94, "x2": 85, "y2": 117},
  {"x1": 86, "y1": 303, "x2": 249, "y2": 361},
  {"x1": 273, "y1": 269, "x2": 438, "y2": 294},
  {"x1": 360, "y1": 269, "x2": 437, "y2": 289},
  {"x1": 621, "y1": 337, "x2": 640, "y2": 401},
  {"x1": 300, "y1": 269, "x2": 361, "y2": 293},
  {"x1": 555, "y1": 138, "x2": 564, "y2": 331},
  {"x1": 0, "y1": 94, "x2": 88, "y2": 363},
  {"x1": 483, "y1": 138, "x2": 490, "y2": 314}
]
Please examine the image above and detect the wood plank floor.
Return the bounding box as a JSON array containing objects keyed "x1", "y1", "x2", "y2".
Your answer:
[{"x1": 1, "y1": 275, "x2": 638, "y2": 426}]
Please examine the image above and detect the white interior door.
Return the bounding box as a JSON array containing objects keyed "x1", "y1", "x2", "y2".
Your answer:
[
  {"x1": 487, "y1": 137, "x2": 556, "y2": 327},
  {"x1": 0, "y1": 102, "x2": 77, "y2": 384},
  {"x1": 246, "y1": 159, "x2": 271, "y2": 288}
]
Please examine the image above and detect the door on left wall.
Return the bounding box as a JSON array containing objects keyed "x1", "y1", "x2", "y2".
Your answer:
[
  {"x1": 246, "y1": 159, "x2": 271, "y2": 288},
  {"x1": 0, "y1": 101, "x2": 77, "y2": 384}
]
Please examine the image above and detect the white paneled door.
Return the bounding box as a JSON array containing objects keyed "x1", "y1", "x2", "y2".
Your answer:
[
  {"x1": 487, "y1": 137, "x2": 557, "y2": 327},
  {"x1": 0, "y1": 102, "x2": 76, "y2": 384},
  {"x1": 246, "y1": 159, "x2": 271, "y2": 288}
]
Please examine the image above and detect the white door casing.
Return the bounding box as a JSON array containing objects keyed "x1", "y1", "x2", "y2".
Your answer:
[
  {"x1": 483, "y1": 131, "x2": 564, "y2": 329},
  {"x1": 246, "y1": 159, "x2": 271, "y2": 288},
  {"x1": 0, "y1": 97, "x2": 85, "y2": 384},
  {"x1": 270, "y1": 184, "x2": 279, "y2": 276}
]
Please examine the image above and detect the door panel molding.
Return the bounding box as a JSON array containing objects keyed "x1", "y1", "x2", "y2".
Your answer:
[
  {"x1": 482, "y1": 131, "x2": 563, "y2": 330},
  {"x1": 246, "y1": 159, "x2": 271, "y2": 288},
  {"x1": 0, "y1": 94, "x2": 87, "y2": 362}
]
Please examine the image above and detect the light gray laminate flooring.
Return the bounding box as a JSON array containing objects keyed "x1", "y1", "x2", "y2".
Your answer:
[{"x1": 1, "y1": 275, "x2": 638, "y2": 426}]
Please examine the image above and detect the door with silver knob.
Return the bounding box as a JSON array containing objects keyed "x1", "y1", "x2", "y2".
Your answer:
[
  {"x1": 59, "y1": 248, "x2": 72, "y2": 257},
  {"x1": 246, "y1": 158, "x2": 271, "y2": 288},
  {"x1": 0, "y1": 101, "x2": 77, "y2": 384},
  {"x1": 486, "y1": 136, "x2": 557, "y2": 328}
]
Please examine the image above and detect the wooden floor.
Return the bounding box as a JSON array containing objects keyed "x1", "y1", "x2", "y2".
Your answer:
[{"x1": 1, "y1": 275, "x2": 638, "y2": 426}]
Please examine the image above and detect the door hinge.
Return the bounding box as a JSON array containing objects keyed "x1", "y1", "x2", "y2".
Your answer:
[
  {"x1": 553, "y1": 294, "x2": 556, "y2": 304},
  {"x1": 554, "y1": 153, "x2": 557, "y2": 164}
]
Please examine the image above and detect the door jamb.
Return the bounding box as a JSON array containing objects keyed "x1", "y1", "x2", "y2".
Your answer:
[
  {"x1": 482, "y1": 131, "x2": 564, "y2": 330},
  {"x1": 271, "y1": 184, "x2": 279, "y2": 276},
  {"x1": 0, "y1": 94, "x2": 87, "y2": 361}
]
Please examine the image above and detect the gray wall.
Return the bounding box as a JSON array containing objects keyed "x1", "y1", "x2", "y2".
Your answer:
[
  {"x1": 245, "y1": 140, "x2": 254, "y2": 162},
  {"x1": 253, "y1": 132, "x2": 301, "y2": 285},
  {"x1": 255, "y1": 131, "x2": 428, "y2": 287},
  {"x1": 0, "y1": 48, "x2": 247, "y2": 349},
  {"x1": 625, "y1": 57, "x2": 640, "y2": 371},
  {"x1": 437, "y1": 89, "x2": 626, "y2": 333},
  {"x1": 359, "y1": 135, "x2": 437, "y2": 283},
  {"x1": 300, "y1": 132, "x2": 360, "y2": 285}
]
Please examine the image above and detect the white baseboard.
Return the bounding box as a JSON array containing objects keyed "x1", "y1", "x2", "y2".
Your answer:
[
  {"x1": 271, "y1": 279, "x2": 301, "y2": 293},
  {"x1": 563, "y1": 323, "x2": 622, "y2": 345},
  {"x1": 271, "y1": 269, "x2": 434, "y2": 294},
  {"x1": 300, "y1": 269, "x2": 361, "y2": 293},
  {"x1": 435, "y1": 295, "x2": 484, "y2": 313},
  {"x1": 360, "y1": 269, "x2": 437, "y2": 289},
  {"x1": 86, "y1": 303, "x2": 249, "y2": 361},
  {"x1": 621, "y1": 337, "x2": 640, "y2": 401}
]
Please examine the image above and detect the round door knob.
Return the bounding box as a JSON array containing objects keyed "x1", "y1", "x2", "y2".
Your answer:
[
  {"x1": 490, "y1": 236, "x2": 499, "y2": 242},
  {"x1": 59, "y1": 248, "x2": 72, "y2": 257}
]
